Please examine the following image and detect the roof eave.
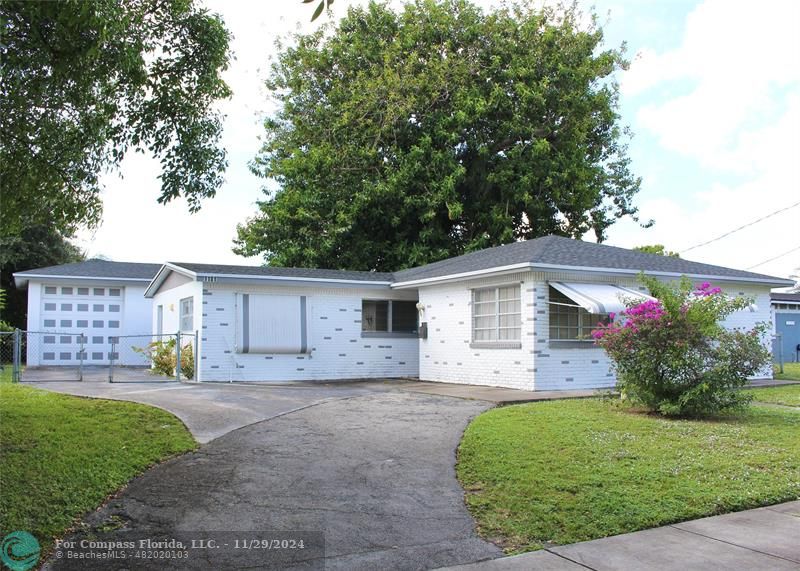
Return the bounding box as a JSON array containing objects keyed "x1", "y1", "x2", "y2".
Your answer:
[
  {"x1": 12, "y1": 273, "x2": 154, "y2": 289},
  {"x1": 391, "y1": 262, "x2": 794, "y2": 289},
  {"x1": 144, "y1": 263, "x2": 198, "y2": 298},
  {"x1": 195, "y1": 273, "x2": 393, "y2": 289}
]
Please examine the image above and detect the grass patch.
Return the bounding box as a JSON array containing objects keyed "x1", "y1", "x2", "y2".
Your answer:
[
  {"x1": 775, "y1": 362, "x2": 800, "y2": 381},
  {"x1": 457, "y1": 398, "x2": 800, "y2": 553},
  {"x1": 747, "y1": 383, "x2": 800, "y2": 407},
  {"x1": 0, "y1": 373, "x2": 196, "y2": 552}
]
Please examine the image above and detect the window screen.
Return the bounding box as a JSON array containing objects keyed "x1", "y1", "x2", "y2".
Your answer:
[
  {"x1": 361, "y1": 300, "x2": 418, "y2": 333},
  {"x1": 180, "y1": 297, "x2": 194, "y2": 332},
  {"x1": 362, "y1": 300, "x2": 389, "y2": 331},
  {"x1": 471, "y1": 285, "x2": 521, "y2": 342},
  {"x1": 548, "y1": 286, "x2": 608, "y2": 340}
]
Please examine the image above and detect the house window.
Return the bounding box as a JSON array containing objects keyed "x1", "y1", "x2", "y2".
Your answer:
[
  {"x1": 471, "y1": 285, "x2": 521, "y2": 343},
  {"x1": 548, "y1": 286, "x2": 607, "y2": 341},
  {"x1": 44, "y1": 286, "x2": 57, "y2": 295},
  {"x1": 361, "y1": 300, "x2": 418, "y2": 334},
  {"x1": 180, "y1": 297, "x2": 194, "y2": 332},
  {"x1": 78, "y1": 287, "x2": 89, "y2": 295},
  {"x1": 61, "y1": 287, "x2": 73, "y2": 295}
]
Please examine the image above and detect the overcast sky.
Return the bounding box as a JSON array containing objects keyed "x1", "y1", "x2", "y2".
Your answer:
[{"x1": 75, "y1": 0, "x2": 800, "y2": 281}]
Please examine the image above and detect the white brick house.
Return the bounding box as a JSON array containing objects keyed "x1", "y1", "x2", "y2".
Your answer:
[
  {"x1": 17, "y1": 237, "x2": 792, "y2": 389},
  {"x1": 141, "y1": 236, "x2": 791, "y2": 388}
]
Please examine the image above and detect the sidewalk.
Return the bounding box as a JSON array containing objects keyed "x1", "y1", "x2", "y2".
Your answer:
[{"x1": 439, "y1": 501, "x2": 800, "y2": 570}]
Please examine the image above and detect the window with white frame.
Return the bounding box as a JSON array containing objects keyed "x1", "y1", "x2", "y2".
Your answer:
[
  {"x1": 548, "y1": 286, "x2": 607, "y2": 340},
  {"x1": 180, "y1": 297, "x2": 194, "y2": 332},
  {"x1": 471, "y1": 285, "x2": 521, "y2": 343}
]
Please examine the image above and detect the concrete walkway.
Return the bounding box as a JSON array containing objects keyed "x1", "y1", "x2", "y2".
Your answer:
[{"x1": 441, "y1": 501, "x2": 800, "y2": 570}]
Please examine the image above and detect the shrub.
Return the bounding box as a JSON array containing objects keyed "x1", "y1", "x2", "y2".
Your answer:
[
  {"x1": 133, "y1": 339, "x2": 194, "y2": 380},
  {"x1": 592, "y1": 275, "x2": 770, "y2": 417}
]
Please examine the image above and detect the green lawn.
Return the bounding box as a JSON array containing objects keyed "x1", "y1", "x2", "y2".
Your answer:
[
  {"x1": 774, "y1": 362, "x2": 800, "y2": 381},
  {"x1": 0, "y1": 371, "x2": 196, "y2": 553},
  {"x1": 457, "y1": 398, "x2": 800, "y2": 553},
  {"x1": 747, "y1": 383, "x2": 800, "y2": 407}
]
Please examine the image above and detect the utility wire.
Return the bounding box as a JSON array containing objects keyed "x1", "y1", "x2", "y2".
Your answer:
[
  {"x1": 746, "y1": 244, "x2": 800, "y2": 270},
  {"x1": 680, "y1": 200, "x2": 800, "y2": 253}
]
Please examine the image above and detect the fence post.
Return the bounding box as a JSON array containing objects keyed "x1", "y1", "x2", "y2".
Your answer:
[
  {"x1": 175, "y1": 331, "x2": 182, "y2": 381},
  {"x1": 194, "y1": 330, "x2": 199, "y2": 382},
  {"x1": 777, "y1": 332, "x2": 784, "y2": 374},
  {"x1": 12, "y1": 329, "x2": 20, "y2": 383},
  {"x1": 109, "y1": 340, "x2": 116, "y2": 383},
  {"x1": 78, "y1": 334, "x2": 84, "y2": 382}
]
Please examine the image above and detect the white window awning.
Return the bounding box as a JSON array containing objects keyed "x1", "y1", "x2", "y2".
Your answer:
[{"x1": 549, "y1": 282, "x2": 655, "y2": 315}]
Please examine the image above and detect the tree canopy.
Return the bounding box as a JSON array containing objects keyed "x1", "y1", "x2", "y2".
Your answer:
[
  {"x1": 0, "y1": 226, "x2": 84, "y2": 329},
  {"x1": 633, "y1": 244, "x2": 680, "y2": 258},
  {"x1": 0, "y1": 0, "x2": 232, "y2": 237},
  {"x1": 236, "y1": 0, "x2": 646, "y2": 271}
]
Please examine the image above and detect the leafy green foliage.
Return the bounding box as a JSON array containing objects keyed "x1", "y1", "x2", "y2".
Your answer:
[
  {"x1": 133, "y1": 339, "x2": 194, "y2": 379},
  {"x1": 303, "y1": 0, "x2": 334, "y2": 21},
  {"x1": 457, "y1": 398, "x2": 800, "y2": 553},
  {"x1": 593, "y1": 276, "x2": 771, "y2": 417},
  {"x1": 633, "y1": 244, "x2": 680, "y2": 257},
  {"x1": 236, "y1": 0, "x2": 645, "y2": 270},
  {"x1": 0, "y1": 0, "x2": 232, "y2": 236},
  {"x1": 0, "y1": 382, "x2": 195, "y2": 552},
  {"x1": 0, "y1": 226, "x2": 85, "y2": 329}
]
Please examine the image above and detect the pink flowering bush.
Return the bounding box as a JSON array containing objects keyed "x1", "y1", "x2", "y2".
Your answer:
[{"x1": 592, "y1": 275, "x2": 770, "y2": 417}]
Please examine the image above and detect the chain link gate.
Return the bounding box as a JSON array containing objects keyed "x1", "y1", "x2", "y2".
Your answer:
[
  {"x1": 108, "y1": 331, "x2": 198, "y2": 383},
  {"x1": 17, "y1": 330, "x2": 84, "y2": 382}
]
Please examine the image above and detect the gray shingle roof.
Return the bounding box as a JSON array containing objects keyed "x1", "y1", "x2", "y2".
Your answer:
[
  {"x1": 14, "y1": 259, "x2": 161, "y2": 281},
  {"x1": 771, "y1": 292, "x2": 800, "y2": 302},
  {"x1": 392, "y1": 235, "x2": 790, "y2": 284},
  {"x1": 171, "y1": 262, "x2": 394, "y2": 282}
]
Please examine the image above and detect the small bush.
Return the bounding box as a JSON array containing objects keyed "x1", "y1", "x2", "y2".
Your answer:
[
  {"x1": 592, "y1": 276, "x2": 770, "y2": 417},
  {"x1": 133, "y1": 339, "x2": 194, "y2": 380}
]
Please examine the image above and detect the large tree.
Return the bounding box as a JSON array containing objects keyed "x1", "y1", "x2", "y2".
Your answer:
[
  {"x1": 236, "y1": 0, "x2": 646, "y2": 271},
  {"x1": 0, "y1": 226, "x2": 84, "y2": 329},
  {"x1": 0, "y1": 0, "x2": 232, "y2": 237}
]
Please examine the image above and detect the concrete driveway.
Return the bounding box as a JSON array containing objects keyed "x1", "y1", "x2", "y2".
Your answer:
[
  {"x1": 24, "y1": 379, "x2": 405, "y2": 443},
  {"x1": 37, "y1": 382, "x2": 502, "y2": 570}
]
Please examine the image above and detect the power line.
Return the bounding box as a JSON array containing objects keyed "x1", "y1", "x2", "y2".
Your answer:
[
  {"x1": 746, "y1": 244, "x2": 800, "y2": 270},
  {"x1": 680, "y1": 200, "x2": 800, "y2": 254}
]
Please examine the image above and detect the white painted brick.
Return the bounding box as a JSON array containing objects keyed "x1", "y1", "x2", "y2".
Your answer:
[{"x1": 197, "y1": 283, "x2": 418, "y2": 382}]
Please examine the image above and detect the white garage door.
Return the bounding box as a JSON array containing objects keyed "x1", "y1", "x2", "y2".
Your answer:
[{"x1": 40, "y1": 285, "x2": 124, "y2": 365}]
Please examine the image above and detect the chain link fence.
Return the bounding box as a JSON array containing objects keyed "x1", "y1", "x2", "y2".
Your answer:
[
  {"x1": 1, "y1": 329, "x2": 198, "y2": 383},
  {"x1": 109, "y1": 332, "x2": 198, "y2": 383},
  {"x1": 0, "y1": 331, "x2": 14, "y2": 381}
]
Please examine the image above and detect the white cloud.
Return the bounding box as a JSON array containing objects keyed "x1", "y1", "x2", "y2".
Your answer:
[{"x1": 608, "y1": 0, "x2": 800, "y2": 279}]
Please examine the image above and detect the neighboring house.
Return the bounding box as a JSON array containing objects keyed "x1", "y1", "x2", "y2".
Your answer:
[
  {"x1": 13, "y1": 260, "x2": 161, "y2": 366},
  {"x1": 142, "y1": 236, "x2": 792, "y2": 389},
  {"x1": 771, "y1": 292, "x2": 800, "y2": 363}
]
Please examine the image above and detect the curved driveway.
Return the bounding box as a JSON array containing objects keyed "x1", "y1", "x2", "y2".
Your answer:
[{"x1": 42, "y1": 383, "x2": 502, "y2": 570}]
